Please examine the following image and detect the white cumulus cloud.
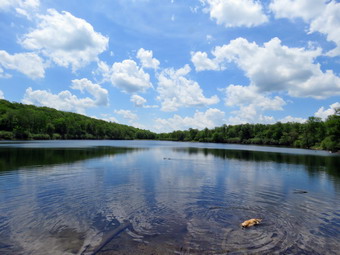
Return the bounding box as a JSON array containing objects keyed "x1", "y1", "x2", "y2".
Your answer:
[
  {"x1": 228, "y1": 110, "x2": 276, "y2": 125},
  {"x1": 223, "y1": 84, "x2": 286, "y2": 124},
  {"x1": 96, "y1": 60, "x2": 111, "y2": 82},
  {"x1": 130, "y1": 94, "x2": 158, "y2": 108},
  {"x1": 130, "y1": 94, "x2": 147, "y2": 107},
  {"x1": 0, "y1": 90, "x2": 4, "y2": 99},
  {"x1": 0, "y1": 0, "x2": 39, "y2": 10},
  {"x1": 22, "y1": 79, "x2": 108, "y2": 114},
  {"x1": 70, "y1": 78, "x2": 109, "y2": 106},
  {"x1": 224, "y1": 84, "x2": 286, "y2": 111},
  {"x1": 155, "y1": 108, "x2": 225, "y2": 132},
  {"x1": 0, "y1": 50, "x2": 45, "y2": 79},
  {"x1": 98, "y1": 114, "x2": 118, "y2": 123},
  {"x1": 314, "y1": 102, "x2": 340, "y2": 120},
  {"x1": 0, "y1": 0, "x2": 39, "y2": 18},
  {"x1": 20, "y1": 9, "x2": 108, "y2": 71},
  {"x1": 191, "y1": 51, "x2": 220, "y2": 71},
  {"x1": 114, "y1": 109, "x2": 138, "y2": 121},
  {"x1": 157, "y1": 64, "x2": 219, "y2": 111},
  {"x1": 309, "y1": 1, "x2": 340, "y2": 57},
  {"x1": 279, "y1": 115, "x2": 307, "y2": 123},
  {"x1": 110, "y1": 59, "x2": 152, "y2": 94},
  {"x1": 114, "y1": 109, "x2": 145, "y2": 128},
  {"x1": 137, "y1": 48, "x2": 160, "y2": 69},
  {"x1": 191, "y1": 37, "x2": 340, "y2": 98},
  {"x1": 202, "y1": 0, "x2": 268, "y2": 28},
  {"x1": 269, "y1": 0, "x2": 325, "y2": 22},
  {"x1": 270, "y1": 0, "x2": 340, "y2": 56}
]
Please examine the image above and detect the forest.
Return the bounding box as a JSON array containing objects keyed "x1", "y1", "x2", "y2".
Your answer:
[
  {"x1": 157, "y1": 114, "x2": 340, "y2": 152},
  {"x1": 0, "y1": 99, "x2": 339, "y2": 152},
  {"x1": 0, "y1": 99, "x2": 156, "y2": 141}
]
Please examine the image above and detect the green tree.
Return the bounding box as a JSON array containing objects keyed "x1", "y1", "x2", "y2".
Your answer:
[
  {"x1": 321, "y1": 108, "x2": 340, "y2": 152},
  {"x1": 301, "y1": 117, "x2": 324, "y2": 148}
]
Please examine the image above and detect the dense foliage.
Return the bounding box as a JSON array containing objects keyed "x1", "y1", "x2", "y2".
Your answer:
[
  {"x1": 157, "y1": 112, "x2": 340, "y2": 152},
  {"x1": 0, "y1": 99, "x2": 339, "y2": 152},
  {"x1": 0, "y1": 99, "x2": 156, "y2": 140}
]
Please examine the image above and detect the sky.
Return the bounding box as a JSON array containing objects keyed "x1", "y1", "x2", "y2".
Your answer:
[{"x1": 0, "y1": 0, "x2": 339, "y2": 132}]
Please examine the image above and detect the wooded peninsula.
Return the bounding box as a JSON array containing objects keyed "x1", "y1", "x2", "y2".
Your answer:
[{"x1": 0, "y1": 99, "x2": 339, "y2": 152}]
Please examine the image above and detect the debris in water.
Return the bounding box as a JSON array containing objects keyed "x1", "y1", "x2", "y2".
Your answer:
[
  {"x1": 293, "y1": 189, "x2": 308, "y2": 194},
  {"x1": 81, "y1": 220, "x2": 132, "y2": 255},
  {"x1": 241, "y1": 218, "x2": 262, "y2": 228}
]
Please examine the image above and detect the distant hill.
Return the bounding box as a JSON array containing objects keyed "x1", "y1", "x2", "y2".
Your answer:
[{"x1": 0, "y1": 99, "x2": 156, "y2": 140}]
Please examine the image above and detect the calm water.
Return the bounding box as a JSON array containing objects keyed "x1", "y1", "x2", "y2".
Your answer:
[{"x1": 0, "y1": 140, "x2": 339, "y2": 255}]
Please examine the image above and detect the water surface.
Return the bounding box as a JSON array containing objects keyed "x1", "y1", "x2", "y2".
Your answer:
[{"x1": 0, "y1": 140, "x2": 339, "y2": 254}]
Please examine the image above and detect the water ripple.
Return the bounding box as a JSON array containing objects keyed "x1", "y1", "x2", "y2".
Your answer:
[{"x1": 0, "y1": 143, "x2": 339, "y2": 254}]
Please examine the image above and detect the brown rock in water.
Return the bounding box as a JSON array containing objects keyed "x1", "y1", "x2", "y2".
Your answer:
[{"x1": 241, "y1": 218, "x2": 262, "y2": 228}]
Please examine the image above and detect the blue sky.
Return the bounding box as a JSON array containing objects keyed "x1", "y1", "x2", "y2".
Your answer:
[{"x1": 0, "y1": 0, "x2": 339, "y2": 132}]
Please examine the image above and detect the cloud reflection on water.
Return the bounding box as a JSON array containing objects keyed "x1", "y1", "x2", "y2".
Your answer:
[{"x1": 0, "y1": 143, "x2": 339, "y2": 254}]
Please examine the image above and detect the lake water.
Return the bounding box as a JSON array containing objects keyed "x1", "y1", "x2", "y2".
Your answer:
[{"x1": 0, "y1": 140, "x2": 339, "y2": 254}]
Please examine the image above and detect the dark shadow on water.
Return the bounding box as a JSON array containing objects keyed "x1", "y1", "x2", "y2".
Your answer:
[
  {"x1": 0, "y1": 146, "x2": 143, "y2": 173},
  {"x1": 175, "y1": 147, "x2": 340, "y2": 178}
]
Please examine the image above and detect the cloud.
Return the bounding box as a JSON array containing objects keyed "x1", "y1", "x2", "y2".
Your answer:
[
  {"x1": 22, "y1": 88, "x2": 93, "y2": 114},
  {"x1": 201, "y1": 0, "x2": 268, "y2": 28},
  {"x1": 228, "y1": 110, "x2": 276, "y2": 125},
  {"x1": 155, "y1": 108, "x2": 225, "y2": 132},
  {"x1": 314, "y1": 102, "x2": 340, "y2": 120},
  {"x1": 0, "y1": 90, "x2": 4, "y2": 99},
  {"x1": 223, "y1": 84, "x2": 285, "y2": 124},
  {"x1": 130, "y1": 94, "x2": 146, "y2": 107},
  {"x1": 191, "y1": 37, "x2": 340, "y2": 98},
  {"x1": 114, "y1": 109, "x2": 145, "y2": 128},
  {"x1": 0, "y1": 50, "x2": 45, "y2": 79},
  {"x1": 70, "y1": 78, "x2": 109, "y2": 106},
  {"x1": 136, "y1": 48, "x2": 160, "y2": 69},
  {"x1": 97, "y1": 59, "x2": 153, "y2": 94},
  {"x1": 156, "y1": 64, "x2": 219, "y2": 111},
  {"x1": 0, "y1": 0, "x2": 39, "y2": 18},
  {"x1": 270, "y1": 0, "x2": 340, "y2": 57},
  {"x1": 269, "y1": 0, "x2": 325, "y2": 22},
  {"x1": 279, "y1": 115, "x2": 307, "y2": 123},
  {"x1": 191, "y1": 51, "x2": 220, "y2": 71},
  {"x1": 309, "y1": 1, "x2": 340, "y2": 57},
  {"x1": 206, "y1": 34, "x2": 214, "y2": 44},
  {"x1": 224, "y1": 84, "x2": 286, "y2": 111},
  {"x1": 0, "y1": 0, "x2": 39, "y2": 10},
  {"x1": 97, "y1": 114, "x2": 118, "y2": 123},
  {"x1": 20, "y1": 9, "x2": 108, "y2": 71},
  {"x1": 0, "y1": 67, "x2": 11, "y2": 78},
  {"x1": 22, "y1": 79, "x2": 108, "y2": 114},
  {"x1": 95, "y1": 60, "x2": 111, "y2": 82},
  {"x1": 114, "y1": 109, "x2": 138, "y2": 121},
  {"x1": 110, "y1": 59, "x2": 152, "y2": 94},
  {"x1": 130, "y1": 94, "x2": 158, "y2": 108}
]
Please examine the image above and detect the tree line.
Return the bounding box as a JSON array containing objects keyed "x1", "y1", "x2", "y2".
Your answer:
[
  {"x1": 157, "y1": 111, "x2": 340, "y2": 152},
  {"x1": 0, "y1": 99, "x2": 339, "y2": 152},
  {"x1": 0, "y1": 99, "x2": 155, "y2": 140}
]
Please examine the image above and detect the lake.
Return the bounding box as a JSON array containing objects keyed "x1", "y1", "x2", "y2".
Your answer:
[{"x1": 0, "y1": 140, "x2": 339, "y2": 254}]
